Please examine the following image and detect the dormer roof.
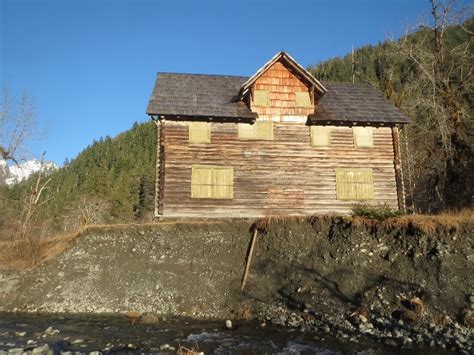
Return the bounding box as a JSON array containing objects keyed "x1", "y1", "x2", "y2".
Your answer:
[{"x1": 236, "y1": 51, "x2": 327, "y2": 100}]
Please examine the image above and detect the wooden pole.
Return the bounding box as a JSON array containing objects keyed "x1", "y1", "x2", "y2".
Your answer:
[
  {"x1": 392, "y1": 126, "x2": 406, "y2": 212},
  {"x1": 241, "y1": 228, "x2": 258, "y2": 291}
]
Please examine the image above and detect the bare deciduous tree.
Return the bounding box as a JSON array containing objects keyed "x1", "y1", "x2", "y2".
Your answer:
[
  {"x1": 0, "y1": 87, "x2": 38, "y2": 164},
  {"x1": 13, "y1": 152, "x2": 52, "y2": 261},
  {"x1": 389, "y1": 0, "x2": 473, "y2": 211}
]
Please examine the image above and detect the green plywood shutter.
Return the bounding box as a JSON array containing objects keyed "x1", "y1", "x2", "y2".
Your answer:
[
  {"x1": 310, "y1": 126, "x2": 331, "y2": 146},
  {"x1": 295, "y1": 91, "x2": 312, "y2": 108},
  {"x1": 253, "y1": 90, "x2": 269, "y2": 106},
  {"x1": 191, "y1": 165, "x2": 233, "y2": 199},
  {"x1": 189, "y1": 122, "x2": 211, "y2": 143},
  {"x1": 238, "y1": 122, "x2": 273, "y2": 140},
  {"x1": 335, "y1": 168, "x2": 374, "y2": 200},
  {"x1": 353, "y1": 127, "x2": 373, "y2": 148}
]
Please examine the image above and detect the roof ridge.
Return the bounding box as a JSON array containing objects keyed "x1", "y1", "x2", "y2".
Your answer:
[
  {"x1": 322, "y1": 81, "x2": 373, "y2": 86},
  {"x1": 156, "y1": 72, "x2": 249, "y2": 79}
]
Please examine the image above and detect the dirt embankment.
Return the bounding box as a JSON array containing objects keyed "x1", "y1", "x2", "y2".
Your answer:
[{"x1": 0, "y1": 216, "x2": 472, "y2": 351}]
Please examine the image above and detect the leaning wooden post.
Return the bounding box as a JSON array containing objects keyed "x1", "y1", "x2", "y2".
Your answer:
[{"x1": 241, "y1": 228, "x2": 258, "y2": 291}]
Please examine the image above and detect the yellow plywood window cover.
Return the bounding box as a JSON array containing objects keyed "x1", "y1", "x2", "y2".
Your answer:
[
  {"x1": 253, "y1": 90, "x2": 269, "y2": 106},
  {"x1": 311, "y1": 126, "x2": 331, "y2": 146},
  {"x1": 189, "y1": 122, "x2": 211, "y2": 143},
  {"x1": 238, "y1": 122, "x2": 274, "y2": 140},
  {"x1": 335, "y1": 168, "x2": 374, "y2": 200},
  {"x1": 191, "y1": 165, "x2": 233, "y2": 199},
  {"x1": 353, "y1": 127, "x2": 373, "y2": 148},
  {"x1": 295, "y1": 91, "x2": 312, "y2": 108}
]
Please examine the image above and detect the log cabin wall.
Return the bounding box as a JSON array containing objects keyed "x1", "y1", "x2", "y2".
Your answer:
[
  {"x1": 251, "y1": 61, "x2": 314, "y2": 122},
  {"x1": 162, "y1": 121, "x2": 398, "y2": 217}
]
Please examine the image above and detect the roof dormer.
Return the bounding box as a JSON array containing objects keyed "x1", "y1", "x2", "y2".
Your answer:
[{"x1": 236, "y1": 51, "x2": 326, "y2": 121}]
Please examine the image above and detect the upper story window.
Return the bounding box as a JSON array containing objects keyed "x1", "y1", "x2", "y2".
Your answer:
[
  {"x1": 253, "y1": 90, "x2": 270, "y2": 106},
  {"x1": 353, "y1": 127, "x2": 373, "y2": 148},
  {"x1": 189, "y1": 122, "x2": 211, "y2": 143},
  {"x1": 310, "y1": 126, "x2": 331, "y2": 147},
  {"x1": 238, "y1": 121, "x2": 274, "y2": 140},
  {"x1": 295, "y1": 91, "x2": 312, "y2": 108}
]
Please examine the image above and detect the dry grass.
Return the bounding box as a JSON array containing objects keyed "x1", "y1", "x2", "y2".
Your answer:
[
  {"x1": 0, "y1": 231, "x2": 80, "y2": 270},
  {"x1": 254, "y1": 208, "x2": 473, "y2": 235},
  {"x1": 0, "y1": 219, "x2": 229, "y2": 271}
]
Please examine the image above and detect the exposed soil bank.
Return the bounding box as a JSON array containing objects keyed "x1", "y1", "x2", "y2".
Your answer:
[{"x1": 0, "y1": 218, "x2": 472, "y2": 352}]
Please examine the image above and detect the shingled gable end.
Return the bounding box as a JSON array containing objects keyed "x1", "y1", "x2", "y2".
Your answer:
[{"x1": 146, "y1": 51, "x2": 410, "y2": 218}]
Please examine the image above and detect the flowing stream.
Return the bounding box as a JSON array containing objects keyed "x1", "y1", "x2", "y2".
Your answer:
[{"x1": 0, "y1": 313, "x2": 454, "y2": 354}]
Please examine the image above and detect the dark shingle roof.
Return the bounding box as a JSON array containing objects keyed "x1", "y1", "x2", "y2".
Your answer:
[
  {"x1": 146, "y1": 73, "x2": 410, "y2": 124},
  {"x1": 309, "y1": 82, "x2": 410, "y2": 124},
  {"x1": 146, "y1": 73, "x2": 257, "y2": 119}
]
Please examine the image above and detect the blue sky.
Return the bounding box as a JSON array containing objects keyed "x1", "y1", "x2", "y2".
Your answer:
[{"x1": 0, "y1": 0, "x2": 453, "y2": 165}]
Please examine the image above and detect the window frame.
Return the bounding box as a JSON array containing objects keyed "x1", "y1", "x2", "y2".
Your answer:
[
  {"x1": 253, "y1": 89, "x2": 270, "y2": 106},
  {"x1": 335, "y1": 168, "x2": 374, "y2": 200},
  {"x1": 188, "y1": 121, "x2": 211, "y2": 144},
  {"x1": 310, "y1": 125, "x2": 331, "y2": 147},
  {"x1": 238, "y1": 121, "x2": 274, "y2": 141},
  {"x1": 191, "y1": 165, "x2": 234, "y2": 199},
  {"x1": 295, "y1": 91, "x2": 313, "y2": 108},
  {"x1": 353, "y1": 126, "x2": 374, "y2": 148}
]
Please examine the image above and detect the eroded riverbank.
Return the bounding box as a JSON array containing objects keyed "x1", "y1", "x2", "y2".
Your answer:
[{"x1": 0, "y1": 217, "x2": 472, "y2": 353}]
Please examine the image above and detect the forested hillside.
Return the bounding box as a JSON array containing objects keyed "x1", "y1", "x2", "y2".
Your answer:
[
  {"x1": 309, "y1": 16, "x2": 473, "y2": 213},
  {"x1": 0, "y1": 122, "x2": 156, "y2": 236}
]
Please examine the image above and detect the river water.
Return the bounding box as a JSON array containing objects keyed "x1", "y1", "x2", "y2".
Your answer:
[{"x1": 0, "y1": 313, "x2": 454, "y2": 354}]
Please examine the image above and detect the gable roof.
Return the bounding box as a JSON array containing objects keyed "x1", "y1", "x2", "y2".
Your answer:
[
  {"x1": 147, "y1": 73, "x2": 410, "y2": 124},
  {"x1": 309, "y1": 82, "x2": 410, "y2": 124},
  {"x1": 146, "y1": 73, "x2": 257, "y2": 119},
  {"x1": 237, "y1": 51, "x2": 327, "y2": 99}
]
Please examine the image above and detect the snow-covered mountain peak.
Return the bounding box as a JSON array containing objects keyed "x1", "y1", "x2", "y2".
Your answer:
[{"x1": 0, "y1": 159, "x2": 58, "y2": 186}]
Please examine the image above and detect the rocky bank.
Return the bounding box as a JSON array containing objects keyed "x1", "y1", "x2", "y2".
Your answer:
[{"x1": 0, "y1": 218, "x2": 473, "y2": 353}]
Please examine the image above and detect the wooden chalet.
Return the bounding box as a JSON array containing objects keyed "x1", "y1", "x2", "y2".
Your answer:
[{"x1": 146, "y1": 51, "x2": 410, "y2": 218}]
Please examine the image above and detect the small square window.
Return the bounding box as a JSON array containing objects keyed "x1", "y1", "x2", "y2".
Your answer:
[
  {"x1": 238, "y1": 121, "x2": 273, "y2": 140},
  {"x1": 253, "y1": 90, "x2": 270, "y2": 106},
  {"x1": 189, "y1": 122, "x2": 211, "y2": 143},
  {"x1": 295, "y1": 91, "x2": 312, "y2": 108},
  {"x1": 310, "y1": 126, "x2": 331, "y2": 146},
  {"x1": 353, "y1": 127, "x2": 373, "y2": 148}
]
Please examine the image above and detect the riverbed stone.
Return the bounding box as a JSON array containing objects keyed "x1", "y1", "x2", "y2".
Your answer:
[{"x1": 32, "y1": 345, "x2": 49, "y2": 354}]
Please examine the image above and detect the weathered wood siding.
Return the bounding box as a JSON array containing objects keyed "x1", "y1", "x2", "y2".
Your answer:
[
  {"x1": 162, "y1": 122, "x2": 398, "y2": 217},
  {"x1": 251, "y1": 61, "x2": 314, "y2": 121}
]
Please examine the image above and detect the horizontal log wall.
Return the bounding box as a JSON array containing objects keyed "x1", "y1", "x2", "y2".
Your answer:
[{"x1": 162, "y1": 122, "x2": 398, "y2": 217}]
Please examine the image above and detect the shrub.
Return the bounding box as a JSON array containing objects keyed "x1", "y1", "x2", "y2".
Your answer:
[{"x1": 352, "y1": 204, "x2": 405, "y2": 220}]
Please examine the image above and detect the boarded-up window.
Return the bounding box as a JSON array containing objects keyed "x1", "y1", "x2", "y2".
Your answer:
[
  {"x1": 335, "y1": 168, "x2": 374, "y2": 200},
  {"x1": 238, "y1": 122, "x2": 274, "y2": 140},
  {"x1": 310, "y1": 126, "x2": 331, "y2": 146},
  {"x1": 191, "y1": 165, "x2": 233, "y2": 199},
  {"x1": 189, "y1": 122, "x2": 211, "y2": 143},
  {"x1": 353, "y1": 127, "x2": 373, "y2": 148},
  {"x1": 295, "y1": 91, "x2": 312, "y2": 108},
  {"x1": 253, "y1": 90, "x2": 269, "y2": 106}
]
